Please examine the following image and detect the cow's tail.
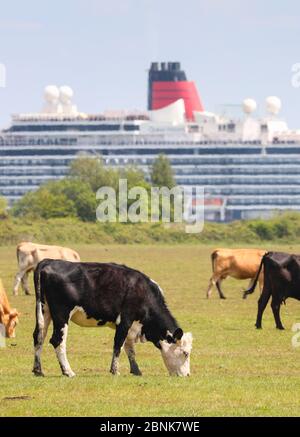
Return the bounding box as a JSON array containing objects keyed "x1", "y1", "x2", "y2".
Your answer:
[
  {"x1": 211, "y1": 250, "x2": 219, "y2": 274},
  {"x1": 33, "y1": 264, "x2": 46, "y2": 336},
  {"x1": 16, "y1": 243, "x2": 22, "y2": 265},
  {"x1": 243, "y1": 253, "x2": 267, "y2": 299}
]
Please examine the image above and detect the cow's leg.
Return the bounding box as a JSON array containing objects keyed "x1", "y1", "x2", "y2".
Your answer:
[
  {"x1": 206, "y1": 273, "x2": 224, "y2": 298},
  {"x1": 110, "y1": 321, "x2": 131, "y2": 375},
  {"x1": 21, "y1": 271, "x2": 31, "y2": 295},
  {"x1": 243, "y1": 278, "x2": 254, "y2": 300},
  {"x1": 206, "y1": 276, "x2": 215, "y2": 298},
  {"x1": 216, "y1": 278, "x2": 226, "y2": 299},
  {"x1": 13, "y1": 270, "x2": 25, "y2": 296},
  {"x1": 50, "y1": 314, "x2": 75, "y2": 377},
  {"x1": 255, "y1": 288, "x2": 271, "y2": 329},
  {"x1": 271, "y1": 297, "x2": 284, "y2": 330},
  {"x1": 258, "y1": 275, "x2": 264, "y2": 295},
  {"x1": 33, "y1": 302, "x2": 52, "y2": 376},
  {"x1": 124, "y1": 339, "x2": 142, "y2": 376}
]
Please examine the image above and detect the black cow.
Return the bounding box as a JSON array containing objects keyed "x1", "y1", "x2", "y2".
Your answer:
[
  {"x1": 32, "y1": 259, "x2": 193, "y2": 377},
  {"x1": 243, "y1": 251, "x2": 300, "y2": 329}
]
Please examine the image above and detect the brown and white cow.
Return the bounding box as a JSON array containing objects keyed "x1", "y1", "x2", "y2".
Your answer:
[
  {"x1": 13, "y1": 242, "x2": 80, "y2": 296},
  {"x1": 206, "y1": 248, "x2": 266, "y2": 299},
  {"x1": 0, "y1": 279, "x2": 19, "y2": 338}
]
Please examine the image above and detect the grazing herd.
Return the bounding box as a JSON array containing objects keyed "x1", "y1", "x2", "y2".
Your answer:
[{"x1": 0, "y1": 242, "x2": 300, "y2": 378}]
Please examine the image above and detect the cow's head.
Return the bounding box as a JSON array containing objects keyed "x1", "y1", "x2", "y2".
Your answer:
[
  {"x1": 160, "y1": 328, "x2": 193, "y2": 376},
  {"x1": 0, "y1": 305, "x2": 19, "y2": 338}
]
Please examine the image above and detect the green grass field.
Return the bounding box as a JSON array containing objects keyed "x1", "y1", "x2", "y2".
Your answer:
[{"x1": 1, "y1": 244, "x2": 300, "y2": 417}]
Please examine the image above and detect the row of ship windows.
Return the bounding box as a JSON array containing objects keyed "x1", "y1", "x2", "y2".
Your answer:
[
  {"x1": 0, "y1": 158, "x2": 145, "y2": 166},
  {"x1": 1, "y1": 138, "x2": 78, "y2": 146},
  {"x1": 0, "y1": 138, "x2": 264, "y2": 147},
  {"x1": 3, "y1": 148, "x2": 300, "y2": 156},
  {"x1": 0, "y1": 149, "x2": 258, "y2": 156},
  {"x1": 2, "y1": 178, "x2": 300, "y2": 186},
  {"x1": 4, "y1": 124, "x2": 140, "y2": 133},
  {"x1": 2, "y1": 189, "x2": 300, "y2": 202},
  {"x1": 2, "y1": 157, "x2": 300, "y2": 166},
  {"x1": 176, "y1": 178, "x2": 300, "y2": 184},
  {"x1": 3, "y1": 168, "x2": 300, "y2": 176},
  {"x1": 206, "y1": 190, "x2": 300, "y2": 195},
  {"x1": 3, "y1": 138, "x2": 299, "y2": 147},
  {"x1": 226, "y1": 199, "x2": 300, "y2": 205},
  {"x1": 1, "y1": 136, "x2": 299, "y2": 147}
]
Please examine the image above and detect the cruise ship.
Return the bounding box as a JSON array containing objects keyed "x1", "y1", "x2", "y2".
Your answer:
[{"x1": 1, "y1": 61, "x2": 300, "y2": 221}]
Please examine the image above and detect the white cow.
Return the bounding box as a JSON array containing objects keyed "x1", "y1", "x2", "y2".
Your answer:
[{"x1": 13, "y1": 242, "x2": 80, "y2": 296}]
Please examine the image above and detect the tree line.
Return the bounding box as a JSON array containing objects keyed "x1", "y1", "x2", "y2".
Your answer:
[{"x1": 6, "y1": 154, "x2": 176, "y2": 222}]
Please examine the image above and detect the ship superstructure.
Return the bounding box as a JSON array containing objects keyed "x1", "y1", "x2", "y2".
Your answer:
[{"x1": 1, "y1": 62, "x2": 300, "y2": 221}]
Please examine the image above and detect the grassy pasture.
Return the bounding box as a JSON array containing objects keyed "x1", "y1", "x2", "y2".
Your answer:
[{"x1": 1, "y1": 244, "x2": 300, "y2": 416}]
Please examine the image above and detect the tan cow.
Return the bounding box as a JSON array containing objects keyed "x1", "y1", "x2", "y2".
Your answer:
[
  {"x1": 0, "y1": 279, "x2": 19, "y2": 338},
  {"x1": 206, "y1": 248, "x2": 266, "y2": 299},
  {"x1": 13, "y1": 242, "x2": 80, "y2": 296}
]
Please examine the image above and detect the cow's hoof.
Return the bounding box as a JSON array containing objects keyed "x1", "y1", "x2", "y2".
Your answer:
[
  {"x1": 131, "y1": 370, "x2": 142, "y2": 376},
  {"x1": 32, "y1": 369, "x2": 44, "y2": 377},
  {"x1": 276, "y1": 326, "x2": 285, "y2": 330},
  {"x1": 255, "y1": 325, "x2": 262, "y2": 329},
  {"x1": 25, "y1": 292, "x2": 31, "y2": 296},
  {"x1": 63, "y1": 371, "x2": 76, "y2": 378},
  {"x1": 220, "y1": 296, "x2": 226, "y2": 300},
  {"x1": 110, "y1": 370, "x2": 120, "y2": 376}
]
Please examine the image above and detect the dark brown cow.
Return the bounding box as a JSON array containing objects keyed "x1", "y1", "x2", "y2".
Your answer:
[{"x1": 244, "y1": 251, "x2": 300, "y2": 329}]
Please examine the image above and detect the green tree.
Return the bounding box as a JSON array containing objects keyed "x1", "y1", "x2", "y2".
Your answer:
[
  {"x1": 122, "y1": 166, "x2": 151, "y2": 192},
  {"x1": 12, "y1": 187, "x2": 76, "y2": 219},
  {"x1": 121, "y1": 167, "x2": 151, "y2": 219},
  {"x1": 46, "y1": 179, "x2": 97, "y2": 221},
  {"x1": 150, "y1": 154, "x2": 176, "y2": 188},
  {"x1": 0, "y1": 197, "x2": 8, "y2": 219},
  {"x1": 12, "y1": 179, "x2": 97, "y2": 221},
  {"x1": 70, "y1": 158, "x2": 152, "y2": 219},
  {"x1": 103, "y1": 167, "x2": 121, "y2": 192},
  {"x1": 13, "y1": 158, "x2": 156, "y2": 223},
  {"x1": 69, "y1": 155, "x2": 111, "y2": 192}
]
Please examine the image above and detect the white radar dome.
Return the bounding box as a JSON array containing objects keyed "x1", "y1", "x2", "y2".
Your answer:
[
  {"x1": 59, "y1": 85, "x2": 74, "y2": 104},
  {"x1": 44, "y1": 85, "x2": 59, "y2": 103},
  {"x1": 243, "y1": 98, "x2": 257, "y2": 114},
  {"x1": 266, "y1": 96, "x2": 281, "y2": 115}
]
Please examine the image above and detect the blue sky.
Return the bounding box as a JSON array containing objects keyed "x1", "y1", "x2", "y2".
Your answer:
[{"x1": 0, "y1": 0, "x2": 300, "y2": 127}]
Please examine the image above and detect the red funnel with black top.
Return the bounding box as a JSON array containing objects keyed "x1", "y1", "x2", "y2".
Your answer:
[{"x1": 148, "y1": 62, "x2": 204, "y2": 121}]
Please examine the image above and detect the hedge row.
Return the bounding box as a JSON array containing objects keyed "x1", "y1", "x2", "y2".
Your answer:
[{"x1": 0, "y1": 212, "x2": 300, "y2": 245}]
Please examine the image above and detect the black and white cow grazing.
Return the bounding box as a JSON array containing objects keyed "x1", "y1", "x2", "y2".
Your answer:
[{"x1": 32, "y1": 259, "x2": 193, "y2": 377}]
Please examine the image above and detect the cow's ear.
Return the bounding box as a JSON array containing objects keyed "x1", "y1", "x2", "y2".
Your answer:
[{"x1": 173, "y1": 328, "x2": 183, "y2": 341}]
